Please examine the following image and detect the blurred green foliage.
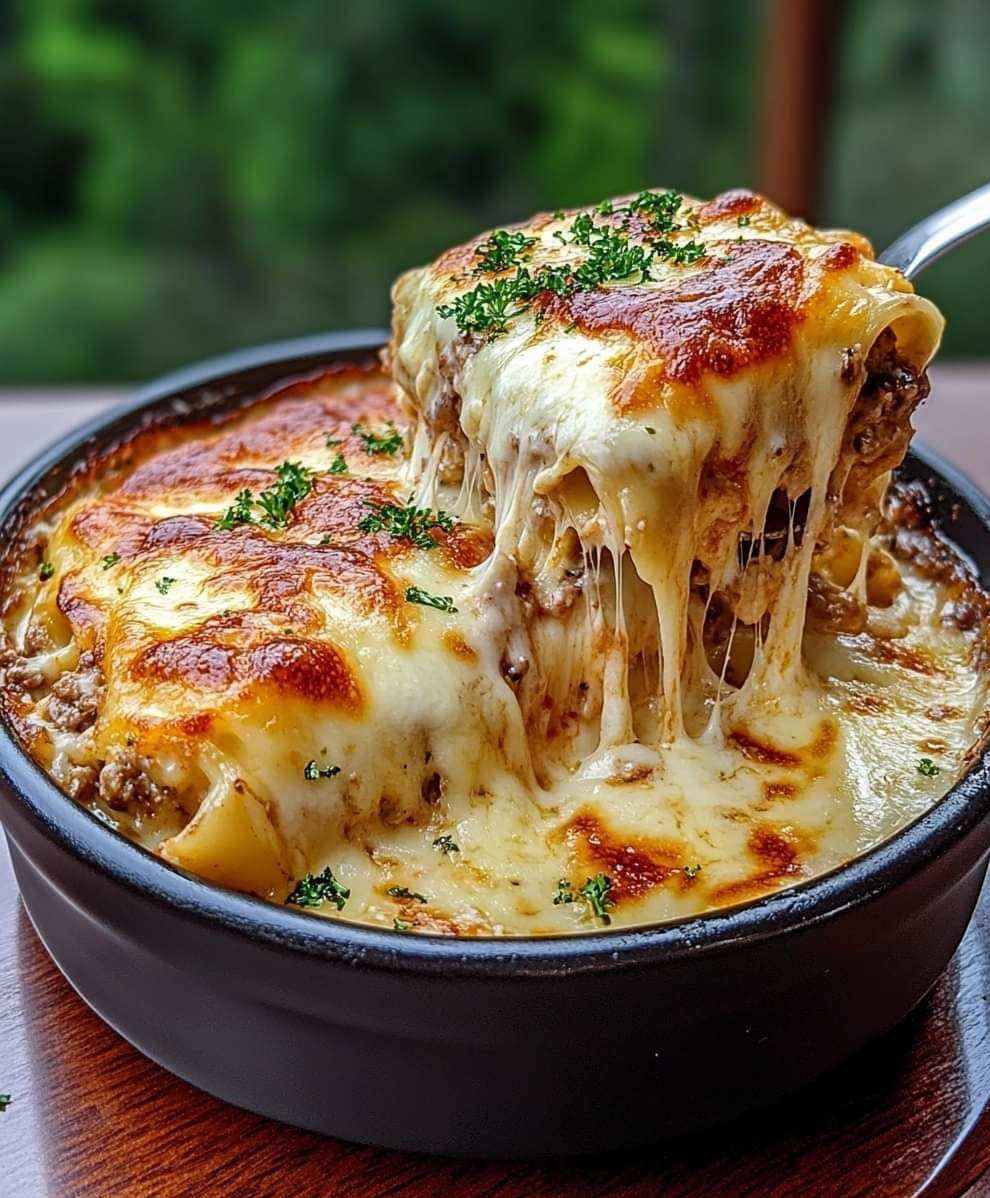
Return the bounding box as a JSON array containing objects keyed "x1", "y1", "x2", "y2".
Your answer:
[
  {"x1": 828, "y1": 0, "x2": 990, "y2": 357},
  {"x1": 0, "y1": 0, "x2": 758, "y2": 381},
  {"x1": 0, "y1": 0, "x2": 985, "y2": 381}
]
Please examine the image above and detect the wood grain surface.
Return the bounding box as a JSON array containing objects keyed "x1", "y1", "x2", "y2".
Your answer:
[{"x1": 1, "y1": 365, "x2": 990, "y2": 1197}]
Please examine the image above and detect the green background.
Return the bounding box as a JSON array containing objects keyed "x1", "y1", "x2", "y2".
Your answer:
[{"x1": 1, "y1": 0, "x2": 988, "y2": 381}]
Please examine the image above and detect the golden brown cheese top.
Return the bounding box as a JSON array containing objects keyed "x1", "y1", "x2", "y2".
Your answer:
[
  {"x1": 403, "y1": 188, "x2": 896, "y2": 412},
  {"x1": 1, "y1": 190, "x2": 986, "y2": 938},
  {"x1": 0, "y1": 364, "x2": 987, "y2": 935}
]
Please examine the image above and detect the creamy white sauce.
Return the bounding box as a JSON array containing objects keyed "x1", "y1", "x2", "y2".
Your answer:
[{"x1": 3, "y1": 192, "x2": 987, "y2": 936}]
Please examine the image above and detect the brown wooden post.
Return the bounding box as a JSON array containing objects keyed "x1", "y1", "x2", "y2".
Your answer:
[{"x1": 757, "y1": 0, "x2": 844, "y2": 221}]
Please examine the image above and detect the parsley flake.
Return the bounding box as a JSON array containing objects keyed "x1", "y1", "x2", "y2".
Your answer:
[
  {"x1": 329, "y1": 453, "x2": 348, "y2": 475},
  {"x1": 393, "y1": 918, "x2": 412, "y2": 932},
  {"x1": 627, "y1": 188, "x2": 683, "y2": 232},
  {"x1": 353, "y1": 422, "x2": 403, "y2": 456},
  {"x1": 473, "y1": 229, "x2": 537, "y2": 274},
  {"x1": 39, "y1": 561, "x2": 54, "y2": 581},
  {"x1": 0, "y1": 1094, "x2": 10, "y2": 1113},
  {"x1": 579, "y1": 873, "x2": 615, "y2": 924},
  {"x1": 438, "y1": 275, "x2": 530, "y2": 336},
  {"x1": 102, "y1": 552, "x2": 121, "y2": 570},
  {"x1": 256, "y1": 461, "x2": 314, "y2": 528},
  {"x1": 215, "y1": 488, "x2": 256, "y2": 530},
  {"x1": 155, "y1": 577, "x2": 177, "y2": 596},
  {"x1": 650, "y1": 237, "x2": 707, "y2": 265},
  {"x1": 215, "y1": 463, "x2": 314, "y2": 532},
  {"x1": 406, "y1": 586, "x2": 457, "y2": 613},
  {"x1": 285, "y1": 867, "x2": 349, "y2": 910},
  {"x1": 553, "y1": 874, "x2": 615, "y2": 922},
  {"x1": 432, "y1": 834, "x2": 460, "y2": 855},
  {"x1": 737, "y1": 215, "x2": 752, "y2": 227},
  {"x1": 917, "y1": 758, "x2": 941, "y2": 777},
  {"x1": 437, "y1": 190, "x2": 707, "y2": 336},
  {"x1": 683, "y1": 863, "x2": 702, "y2": 880},
  {"x1": 304, "y1": 760, "x2": 341, "y2": 781},
  {"x1": 388, "y1": 885, "x2": 428, "y2": 903},
  {"x1": 358, "y1": 502, "x2": 454, "y2": 549}
]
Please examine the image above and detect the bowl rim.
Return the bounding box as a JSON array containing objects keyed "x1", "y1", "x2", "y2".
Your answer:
[{"x1": 1, "y1": 329, "x2": 989, "y2": 979}]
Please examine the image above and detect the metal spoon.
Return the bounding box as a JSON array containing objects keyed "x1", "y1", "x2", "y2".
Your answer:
[{"x1": 880, "y1": 180, "x2": 990, "y2": 279}]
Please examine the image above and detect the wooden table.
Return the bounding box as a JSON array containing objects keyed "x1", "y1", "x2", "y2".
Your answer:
[{"x1": 2, "y1": 367, "x2": 990, "y2": 1197}]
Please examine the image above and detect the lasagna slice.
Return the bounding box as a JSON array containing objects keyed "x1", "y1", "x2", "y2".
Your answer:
[{"x1": 391, "y1": 188, "x2": 943, "y2": 757}]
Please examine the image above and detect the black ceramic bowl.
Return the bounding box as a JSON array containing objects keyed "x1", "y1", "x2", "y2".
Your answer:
[{"x1": 1, "y1": 332, "x2": 989, "y2": 1158}]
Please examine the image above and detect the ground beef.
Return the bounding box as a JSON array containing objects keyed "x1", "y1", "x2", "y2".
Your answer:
[
  {"x1": 98, "y1": 749, "x2": 164, "y2": 814},
  {"x1": 850, "y1": 329, "x2": 930, "y2": 470},
  {"x1": 0, "y1": 642, "x2": 45, "y2": 692},
  {"x1": 805, "y1": 572, "x2": 866, "y2": 634},
  {"x1": 24, "y1": 622, "x2": 54, "y2": 655},
  {"x1": 58, "y1": 759, "x2": 100, "y2": 801},
  {"x1": 885, "y1": 480, "x2": 990, "y2": 633},
  {"x1": 45, "y1": 651, "x2": 102, "y2": 733},
  {"x1": 835, "y1": 328, "x2": 931, "y2": 530}
]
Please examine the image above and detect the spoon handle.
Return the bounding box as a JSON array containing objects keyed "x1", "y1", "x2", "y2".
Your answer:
[{"x1": 879, "y1": 181, "x2": 990, "y2": 279}]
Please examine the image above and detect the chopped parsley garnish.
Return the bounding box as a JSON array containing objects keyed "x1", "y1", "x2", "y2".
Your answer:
[
  {"x1": 917, "y1": 758, "x2": 941, "y2": 777},
  {"x1": 285, "y1": 867, "x2": 350, "y2": 910},
  {"x1": 304, "y1": 759, "x2": 341, "y2": 781},
  {"x1": 388, "y1": 885, "x2": 427, "y2": 903},
  {"x1": 393, "y1": 918, "x2": 412, "y2": 932},
  {"x1": 358, "y1": 501, "x2": 454, "y2": 549},
  {"x1": 649, "y1": 237, "x2": 707, "y2": 265},
  {"x1": 626, "y1": 188, "x2": 683, "y2": 232},
  {"x1": 432, "y1": 834, "x2": 460, "y2": 855},
  {"x1": 555, "y1": 874, "x2": 615, "y2": 923},
  {"x1": 645, "y1": 426, "x2": 656, "y2": 435},
  {"x1": 155, "y1": 576, "x2": 177, "y2": 595},
  {"x1": 39, "y1": 561, "x2": 54, "y2": 581},
  {"x1": 329, "y1": 453, "x2": 348, "y2": 475},
  {"x1": 572, "y1": 226, "x2": 654, "y2": 288},
  {"x1": 102, "y1": 552, "x2": 121, "y2": 570},
  {"x1": 215, "y1": 463, "x2": 314, "y2": 531},
  {"x1": 353, "y1": 422, "x2": 403, "y2": 456},
  {"x1": 0, "y1": 1094, "x2": 10, "y2": 1113},
  {"x1": 579, "y1": 874, "x2": 615, "y2": 924},
  {"x1": 683, "y1": 863, "x2": 702, "y2": 880},
  {"x1": 256, "y1": 461, "x2": 314, "y2": 528},
  {"x1": 406, "y1": 586, "x2": 457, "y2": 613},
  {"x1": 438, "y1": 190, "x2": 707, "y2": 336},
  {"x1": 737, "y1": 215, "x2": 751, "y2": 227},
  {"x1": 215, "y1": 488, "x2": 255, "y2": 530},
  {"x1": 473, "y1": 228, "x2": 537, "y2": 274},
  {"x1": 438, "y1": 275, "x2": 530, "y2": 336}
]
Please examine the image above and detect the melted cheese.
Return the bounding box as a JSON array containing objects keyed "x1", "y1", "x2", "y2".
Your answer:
[
  {"x1": 1, "y1": 188, "x2": 987, "y2": 937},
  {"x1": 391, "y1": 189, "x2": 945, "y2": 753}
]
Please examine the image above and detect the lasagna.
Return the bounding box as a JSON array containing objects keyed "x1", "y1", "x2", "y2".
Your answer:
[{"x1": 2, "y1": 188, "x2": 988, "y2": 935}]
